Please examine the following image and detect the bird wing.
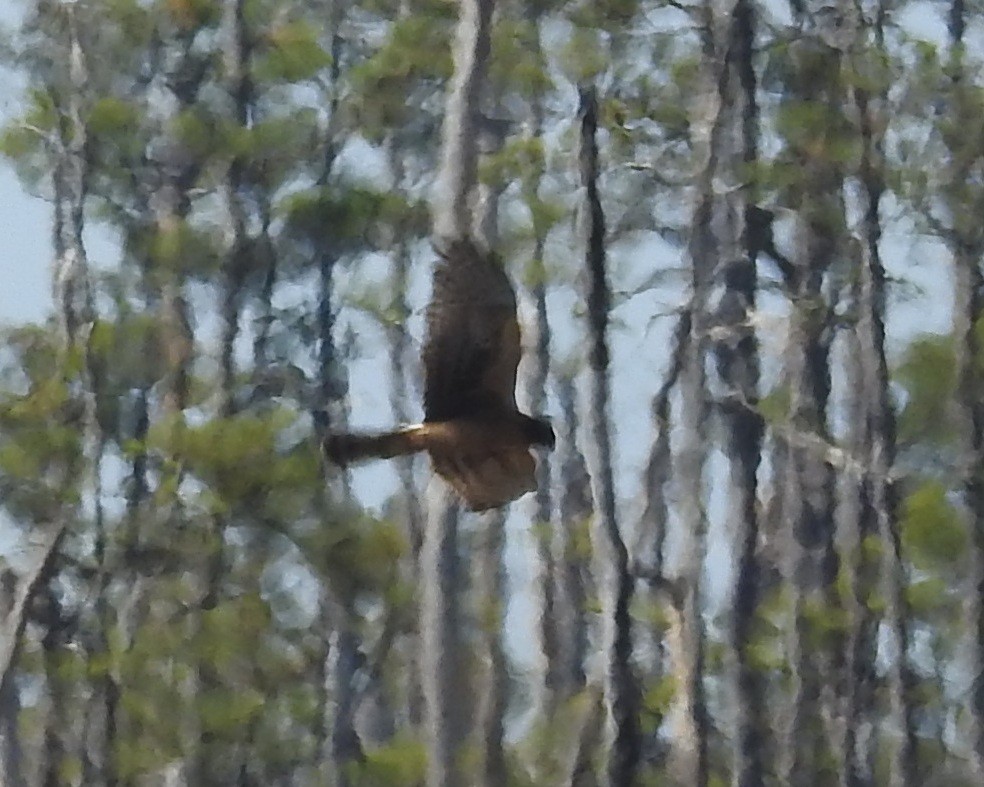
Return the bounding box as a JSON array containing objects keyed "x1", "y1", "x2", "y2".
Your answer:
[{"x1": 422, "y1": 239, "x2": 521, "y2": 422}]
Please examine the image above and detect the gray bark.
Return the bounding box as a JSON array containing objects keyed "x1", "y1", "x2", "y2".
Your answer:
[
  {"x1": 0, "y1": 671, "x2": 25, "y2": 787},
  {"x1": 420, "y1": 483, "x2": 467, "y2": 787},
  {"x1": 434, "y1": 0, "x2": 495, "y2": 242},
  {"x1": 946, "y1": 0, "x2": 984, "y2": 778},
  {"x1": 577, "y1": 85, "x2": 640, "y2": 787},
  {"x1": 664, "y1": 0, "x2": 730, "y2": 777},
  {"x1": 473, "y1": 513, "x2": 508, "y2": 787},
  {"x1": 323, "y1": 615, "x2": 365, "y2": 787},
  {"x1": 775, "y1": 30, "x2": 843, "y2": 782},
  {"x1": 839, "y1": 322, "x2": 878, "y2": 787},
  {"x1": 669, "y1": 291, "x2": 709, "y2": 787},
  {"x1": 554, "y1": 374, "x2": 591, "y2": 698},
  {"x1": 849, "y1": 7, "x2": 918, "y2": 785},
  {"x1": 28, "y1": 5, "x2": 97, "y2": 784},
  {"x1": 385, "y1": 141, "x2": 425, "y2": 728},
  {"x1": 519, "y1": 2, "x2": 557, "y2": 723},
  {"x1": 471, "y1": 84, "x2": 508, "y2": 787},
  {"x1": 421, "y1": 3, "x2": 495, "y2": 785},
  {"x1": 715, "y1": 4, "x2": 767, "y2": 784},
  {"x1": 0, "y1": 531, "x2": 67, "y2": 714}
]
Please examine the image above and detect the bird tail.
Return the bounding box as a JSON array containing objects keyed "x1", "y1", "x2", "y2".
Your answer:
[{"x1": 323, "y1": 425, "x2": 430, "y2": 464}]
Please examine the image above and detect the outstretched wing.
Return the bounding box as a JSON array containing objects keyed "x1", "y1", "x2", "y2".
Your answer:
[{"x1": 423, "y1": 239, "x2": 521, "y2": 422}]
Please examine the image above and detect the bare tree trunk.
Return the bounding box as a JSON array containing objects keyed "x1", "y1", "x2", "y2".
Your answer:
[
  {"x1": 777, "y1": 244, "x2": 837, "y2": 787},
  {"x1": 323, "y1": 614, "x2": 364, "y2": 787},
  {"x1": 669, "y1": 309, "x2": 710, "y2": 787},
  {"x1": 518, "y1": 0, "x2": 558, "y2": 724},
  {"x1": 470, "y1": 90, "x2": 510, "y2": 787},
  {"x1": 577, "y1": 85, "x2": 640, "y2": 787},
  {"x1": 385, "y1": 141, "x2": 426, "y2": 729},
  {"x1": 420, "y1": 483, "x2": 467, "y2": 787},
  {"x1": 564, "y1": 687, "x2": 605, "y2": 787},
  {"x1": 850, "y1": 7, "x2": 917, "y2": 785},
  {"x1": 714, "y1": 4, "x2": 767, "y2": 784},
  {"x1": 473, "y1": 513, "x2": 508, "y2": 787},
  {"x1": 839, "y1": 319, "x2": 878, "y2": 787},
  {"x1": 304, "y1": 9, "x2": 365, "y2": 779},
  {"x1": 636, "y1": 310, "x2": 690, "y2": 766},
  {"x1": 945, "y1": 0, "x2": 984, "y2": 778},
  {"x1": 0, "y1": 671, "x2": 25, "y2": 787},
  {"x1": 433, "y1": 0, "x2": 495, "y2": 243},
  {"x1": 664, "y1": 1, "x2": 729, "y2": 776},
  {"x1": 855, "y1": 129, "x2": 916, "y2": 787},
  {"x1": 775, "y1": 50, "x2": 842, "y2": 787},
  {"x1": 422, "y1": 2, "x2": 495, "y2": 785},
  {"x1": 0, "y1": 530, "x2": 67, "y2": 715},
  {"x1": 554, "y1": 373, "x2": 591, "y2": 699},
  {"x1": 38, "y1": 5, "x2": 95, "y2": 782}
]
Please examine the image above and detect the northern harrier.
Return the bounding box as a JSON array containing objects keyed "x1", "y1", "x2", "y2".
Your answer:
[{"x1": 323, "y1": 238, "x2": 554, "y2": 511}]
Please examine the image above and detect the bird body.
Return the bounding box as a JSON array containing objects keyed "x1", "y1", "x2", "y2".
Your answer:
[{"x1": 323, "y1": 238, "x2": 554, "y2": 511}]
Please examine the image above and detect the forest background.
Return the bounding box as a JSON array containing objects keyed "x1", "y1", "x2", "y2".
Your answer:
[{"x1": 0, "y1": 0, "x2": 979, "y2": 786}]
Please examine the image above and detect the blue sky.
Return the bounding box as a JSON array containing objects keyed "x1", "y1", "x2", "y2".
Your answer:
[{"x1": 1, "y1": 0, "x2": 50, "y2": 328}]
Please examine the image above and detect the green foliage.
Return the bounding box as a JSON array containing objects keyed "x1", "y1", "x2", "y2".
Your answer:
[
  {"x1": 641, "y1": 674, "x2": 676, "y2": 720},
  {"x1": 800, "y1": 596, "x2": 849, "y2": 651},
  {"x1": 896, "y1": 334, "x2": 956, "y2": 445},
  {"x1": 0, "y1": 90, "x2": 60, "y2": 191},
  {"x1": 350, "y1": 735, "x2": 428, "y2": 787},
  {"x1": 197, "y1": 687, "x2": 266, "y2": 736},
  {"x1": 152, "y1": 410, "x2": 319, "y2": 512},
  {"x1": 138, "y1": 217, "x2": 220, "y2": 279},
  {"x1": 758, "y1": 383, "x2": 792, "y2": 424},
  {"x1": 223, "y1": 112, "x2": 319, "y2": 180},
  {"x1": 299, "y1": 513, "x2": 406, "y2": 601},
  {"x1": 906, "y1": 578, "x2": 950, "y2": 617},
  {"x1": 254, "y1": 21, "x2": 332, "y2": 83},
  {"x1": 87, "y1": 96, "x2": 141, "y2": 138},
  {"x1": 349, "y1": 14, "x2": 452, "y2": 138},
  {"x1": 901, "y1": 481, "x2": 966, "y2": 570},
  {"x1": 171, "y1": 108, "x2": 222, "y2": 161},
  {"x1": 103, "y1": 0, "x2": 154, "y2": 43},
  {"x1": 0, "y1": 328, "x2": 84, "y2": 519},
  {"x1": 479, "y1": 137, "x2": 548, "y2": 187},
  {"x1": 775, "y1": 101, "x2": 857, "y2": 167},
  {"x1": 557, "y1": 26, "x2": 607, "y2": 83},
  {"x1": 283, "y1": 185, "x2": 428, "y2": 253},
  {"x1": 489, "y1": 19, "x2": 552, "y2": 98},
  {"x1": 162, "y1": 0, "x2": 221, "y2": 32}
]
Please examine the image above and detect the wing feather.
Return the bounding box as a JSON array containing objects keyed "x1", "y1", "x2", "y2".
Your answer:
[{"x1": 423, "y1": 239, "x2": 521, "y2": 422}]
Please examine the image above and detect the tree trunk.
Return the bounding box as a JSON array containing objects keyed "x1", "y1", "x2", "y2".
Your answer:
[
  {"x1": 669, "y1": 309, "x2": 710, "y2": 787},
  {"x1": 577, "y1": 85, "x2": 640, "y2": 787},
  {"x1": 519, "y1": 0, "x2": 558, "y2": 724},
  {"x1": 420, "y1": 483, "x2": 467, "y2": 787},
  {"x1": 715, "y1": 4, "x2": 767, "y2": 784},
  {"x1": 946, "y1": 0, "x2": 984, "y2": 778},
  {"x1": 421, "y1": 2, "x2": 495, "y2": 784},
  {"x1": 473, "y1": 513, "x2": 508, "y2": 787},
  {"x1": 385, "y1": 140, "x2": 425, "y2": 728},
  {"x1": 850, "y1": 10, "x2": 918, "y2": 785},
  {"x1": 554, "y1": 373, "x2": 591, "y2": 699},
  {"x1": 433, "y1": 0, "x2": 495, "y2": 243}
]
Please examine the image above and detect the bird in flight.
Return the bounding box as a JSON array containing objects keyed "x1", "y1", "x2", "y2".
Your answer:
[{"x1": 323, "y1": 238, "x2": 554, "y2": 511}]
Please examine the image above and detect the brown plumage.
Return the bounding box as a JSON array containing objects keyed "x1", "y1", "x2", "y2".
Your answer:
[{"x1": 323, "y1": 238, "x2": 554, "y2": 511}]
